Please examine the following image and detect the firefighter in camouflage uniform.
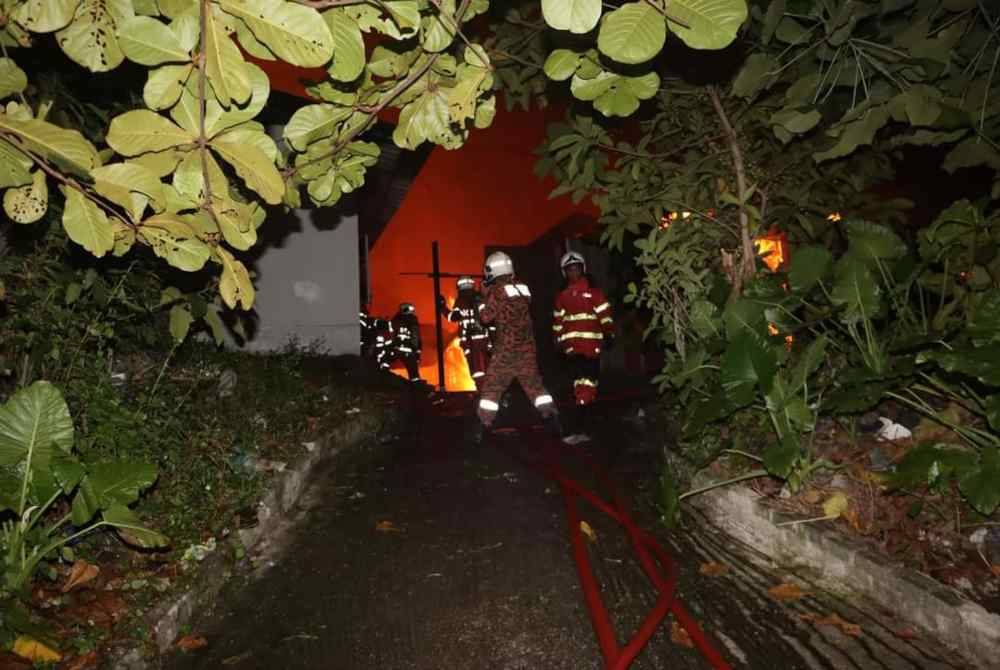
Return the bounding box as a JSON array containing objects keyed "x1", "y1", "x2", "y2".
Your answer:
[
  {"x1": 553, "y1": 251, "x2": 614, "y2": 443},
  {"x1": 470, "y1": 252, "x2": 560, "y2": 444},
  {"x1": 438, "y1": 275, "x2": 492, "y2": 386}
]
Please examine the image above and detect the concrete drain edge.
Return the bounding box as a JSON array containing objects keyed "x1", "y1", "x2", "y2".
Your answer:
[
  {"x1": 689, "y1": 477, "x2": 1000, "y2": 669},
  {"x1": 112, "y1": 409, "x2": 389, "y2": 669}
]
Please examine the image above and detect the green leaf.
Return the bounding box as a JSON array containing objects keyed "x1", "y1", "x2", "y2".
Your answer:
[
  {"x1": 845, "y1": 220, "x2": 906, "y2": 260},
  {"x1": 211, "y1": 197, "x2": 258, "y2": 250},
  {"x1": 594, "y1": 87, "x2": 640, "y2": 117},
  {"x1": 731, "y1": 53, "x2": 777, "y2": 98},
  {"x1": 942, "y1": 138, "x2": 1000, "y2": 174},
  {"x1": 216, "y1": 247, "x2": 255, "y2": 310},
  {"x1": 763, "y1": 433, "x2": 800, "y2": 478},
  {"x1": 87, "y1": 462, "x2": 157, "y2": 509},
  {"x1": 13, "y1": 0, "x2": 79, "y2": 33},
  {"x1": 284, "y1": 103, "x2": 353, "y2": 151},
  {"x1": 813, "y1": 106, "x2": 889, "y2": 162},
  {"x1": 107, "y1": 110, "x2": 194, "y2": 156},
  {"x1": 219, "y1": 0, "x2": 333, "y2": 68},
  {"x1": 960, "y1": 447, "x2": 1000, "y2": 515},
  {"x1": 969, "y1": 290, "x2": 1000, "y2": 345},
  {"x1": 0, "y1": 117, "x2": 98, "y2": 176},
  {"x1": 667, "y1": 0, "x2": 748, "y2": 51},
  {"x1": 204, "y1": 307, "x2": 227, "y2": 346},
  {"x1": 831, "y1": 252, "x2": 879, "y2": 321},
  {"x1": 172, "y1": 150, "x2": 227, "y2": 202},
  {"x1": 597, "y1": 2, "x2": 664, "y2": 65},
  {"x1": 918, "y1": 344, "x2": 1000, "y2": 386},
  {"x1": 205, "y1": 7, "x2": 252, "y2": 106},
  {"x1": 771, "y1": 108, "x2": 821, "y2": 135},
  {"x1": 117, "y1": 15, "x2": 188, "y2": 65},
  {"x1": 570, "y1": 70, "x2": 618, "y2": 100},
  {"x1": 62, "y1": 187, "x2": 114, "y2": 257},
  {"x1": 449, "y1": 57, "x2": 492, "y2": 124},
  {"x1": 721, "y1": 330, "x2": 777, "y2": 394},
  {"x1": 143, "y1": 64, "x2": 192, "y2": 110},
  {"x1": 790, "y1": 335, "x2": 827, "y2": 392},
  {"x1": 56, "y1": 0, "x2": 133, "y2": 72},
  {"x1": 91, "y1": 162, "x2": 164, "y2": 222},
  {"x1": 169, "y1": 303, "x2": 193, "y2": 343},
  {"x1": 206, "y1": 63, "x2": 272, "y2": 136},
  {"x1": 543, "y1": 49, "x2": 582, "y2": 81},
  {"x1": 103, "y1": 503, "x2": 168, "y2": 549},
  {"x1": 138, "y1": 215, "x2": 210, "y2": 272},
  {"x1": 0, "y1": 140, "x2": 33, "y2": 189},
  {"x1": 392, "y1": 87, "x2": 451, "y2": 150},
  {"x1": 210, "y1": 139, "x2": 284, "y2": 205},
  {"x1": 787, "y1": 245, "x2": 831, "y2": 292},
  {"x1": 889, "y1": 442, "x2": 976, "y2": 489},
  {"x1": 0, "y1": 381, "x2": 73, "y2": 473},
  {"x1": 0, "y1": 58, "x2": 27, "y2": 99},
  {"x1": 541, "y1": 0, "x2": 602, "y2": 34},
  {"x1": 3, "y1": 170, "x2": 47, "y2": 224},
  {"x1": 50, "y1": 456, "x2": 85, "y2": 495},
  {"x1": 760, "y1": 0, "x2": 784, "y2": 45},
  {"x1": 71, "y1": 480, "x2": 99, "y2": 526},
  {"x1": 624, "y1": 71, "x2": 660, "y2": 99},
  {"x1": 420, "y1": 0, "x2": 457, "y2": 52},
  {"x1": 325, "y1": 10, "x2": 365, "y2": 82}
]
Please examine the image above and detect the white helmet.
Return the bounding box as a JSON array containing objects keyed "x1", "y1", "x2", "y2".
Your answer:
[
  {"x1": 456, "y1": 275, "x2": 475, "y2": 290},
  {"x1": 484, "y1": 251, "x2": 514, "y2": 283},
  {"x1": 399, "y1": 302, "x2": 415, "y2": 314},
  {"x1": 560, "y1": 250, "x2": 586, "y2": 277}
]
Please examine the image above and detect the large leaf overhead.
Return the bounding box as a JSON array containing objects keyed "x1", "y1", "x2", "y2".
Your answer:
[
  {"x1": 107, "y1": 110, "x2": 194, "y2": 155},
  {"x1": 325, "y1": 10, "x2": 365, "y2": 82},
  {"x1": 13, "y1": 0, "x2": 79, "y2": 33},
  {"x1": 204, "y1": 5, "x2": 252, "y2": 106},
  {"x1": 62, "y1": 187, "x2": 115, "y2": 257},
  {"x1": 219, "y1": 0, "x2": 333, "y2": 68},
  {"x1": 211, "y1": 139, "x2": 284, "y2": 204},
  {"x1": 56, "y1": 0, "x2": 134, "y2": 72},
  {"x1": 117, "y1": 15, "x2": 189, "y2": 66},
  {"x1": 667, "y1": 0, "x2": 748, "y2": 50},
  {"x1": 0, "y1": 117, "x2": 98, "y2": 176},
  {"x1": 597, "y1": 2, "x2": 665, "y2": 65},
  {"x1": 541, "y1": 0, "x2": 602, "y2": 34}
]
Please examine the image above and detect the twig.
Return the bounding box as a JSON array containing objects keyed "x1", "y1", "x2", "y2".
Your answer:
[
  {"x1": 198, "y1": 0, "x2": 215, "y2": 214},
  {"x1": 644, "y1": 0, "x2": 690, "y2": 30},
  {"x1": 292, "y1": 0, "x2": 367, "y2": 7}
]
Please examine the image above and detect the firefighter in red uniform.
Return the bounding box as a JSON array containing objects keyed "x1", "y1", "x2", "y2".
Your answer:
[
  {"x1": 552, "y1": 251, "x2": 614, "y2": 443},
  {"x1": 469, "y1": 252, "x2": 560, "y2": 445},
  {"x1": 438, "y1": 275, "x2": 492, "y2": 386}
]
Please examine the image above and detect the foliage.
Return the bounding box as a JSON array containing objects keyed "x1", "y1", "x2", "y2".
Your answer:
[
  {"x1": 486, "y1": 0, "x2": 1000, "y2": 518},
  {"x1": 0, "y1": 0, "x2": 502, "y2": 315},
  {"x1": 0, "y1": 381, "x2": 164, "y2": 600}
]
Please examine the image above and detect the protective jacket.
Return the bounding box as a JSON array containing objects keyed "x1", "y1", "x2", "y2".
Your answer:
[
  {"x1": 391, "y1": 312, "x2": 421, "y2": 359},
  {"x1": 444, "y1": 288, "x2": 492, "y2": 380},
  {"x1": 372, "y1": 319, "x2": 394, "y2": 370},
  {"x1": 552, "y1": 278, "x2": 614, "y2": 359},
  {"x1": 476, "y1": 276, "x2": 556, "y2": 427}
]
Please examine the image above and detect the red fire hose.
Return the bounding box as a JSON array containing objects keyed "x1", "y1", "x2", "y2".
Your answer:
[{"x1": 504, "y1": 433, "x2": 732, "y2": 670}]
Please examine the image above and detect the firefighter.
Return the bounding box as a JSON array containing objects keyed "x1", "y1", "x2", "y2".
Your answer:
[
  {"x1": 372, "y1": 317, "x2": 394, "y2": 371},
  {"x1": 390, "y1": 302, "x2": 422, "y2": 382},
  {"x1": 470, "y1": 252, "x2": 560, "y2": 444},
  {"x1": 438, "y1": 275, "x2": 492, "y2": 385},
  {"x1": 360, "y1": 305, "x2": 375, "y2": 358},
  {"x1": 552, "y1": 251, "x2": 614, "y2": 443}
]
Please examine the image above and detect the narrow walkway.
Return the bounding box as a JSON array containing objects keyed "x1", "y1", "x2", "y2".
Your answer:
[{"x1": 165, "y1": 394, "x2": 973, "y2": 670}]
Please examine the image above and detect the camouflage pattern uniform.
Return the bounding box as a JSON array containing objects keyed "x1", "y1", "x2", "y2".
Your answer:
[{"x1": 476, "y1": 275, "x2": 557, "y2": 428}]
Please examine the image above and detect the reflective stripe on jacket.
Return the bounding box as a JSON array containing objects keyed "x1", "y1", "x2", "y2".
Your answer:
[{"x1": 552, "y1": 278, "x2": 614, "y2": 358}]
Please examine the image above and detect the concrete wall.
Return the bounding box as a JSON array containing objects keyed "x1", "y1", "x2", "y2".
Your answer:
[{"x1": 241, "y1": 201, "x2": 360, "y2": 355}]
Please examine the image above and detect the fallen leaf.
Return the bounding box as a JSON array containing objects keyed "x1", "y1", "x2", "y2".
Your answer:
[
  {"x1": 813, "y1": 612, "x2": 862, "y2": 637},
  {"x1": 801, "y1": 489, "x2": 823, "y2": 505},
  {"x1": 768, "y1": 582, "x2": 808, "y2": 602},
  {"x1": 670, "y1": 619, "x2": 694, "y2": 648},
  {"x1": 375, "y1": 520, "x2": 402, "y2": 532},
  {"x1": 992, "y1": 564, "x2": 1000, "y2": 578},
  {"x1": 12, "y1": 636, "x2": 61, "y2": 663},
  {"x1": 699, "y1": 561, "x2": 730, "y2": 577},
  {"x1": 823, "y1": 492, "x2": 849, "y2": 519},
  {"x1": 62, "y1": 560, "x2": 100, "y2": 593},
  {"x1": 579, "y1": 521, "x2": 597, "y2": 542},
  {"x1": 842, "y1": 508, "x2": 864, "y2": 532},
  {"x1": 894, "y1": 627, "x2": 919, "y2": 640},
  {"x1": 176, "y1": 635, "x2": 208, "y2": 652}
]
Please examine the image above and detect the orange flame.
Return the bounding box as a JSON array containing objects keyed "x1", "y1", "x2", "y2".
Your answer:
[{"x1": 444, "y1": 337, "x2": 476, "y2": 391}]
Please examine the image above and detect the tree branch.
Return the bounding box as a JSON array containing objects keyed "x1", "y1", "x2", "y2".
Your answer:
[
  {"x1": 286, "y1": 0, "x2": 473, "y2": 179},
  {"x1": 707, "y1": 85, "x2": 756, "y2": 298},
  {"x1": 198, "y1": 0, "x2": 215, "y2": 214}
]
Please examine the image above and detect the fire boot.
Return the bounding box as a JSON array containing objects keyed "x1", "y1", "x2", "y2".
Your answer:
[{"x1": 543, "y1": 412, "x2": 563, "y2": 439}]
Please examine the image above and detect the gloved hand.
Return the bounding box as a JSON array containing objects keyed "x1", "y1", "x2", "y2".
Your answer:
[{"x1": 437, "y1": 295, "x2": 448, "y2": 313}]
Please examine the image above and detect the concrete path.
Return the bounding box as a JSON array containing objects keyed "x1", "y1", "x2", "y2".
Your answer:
[{"x1": 163, "y1": 394, "x2": 976, "y2": 670}]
